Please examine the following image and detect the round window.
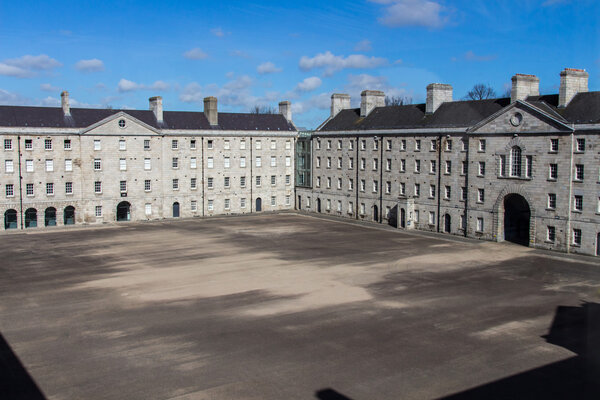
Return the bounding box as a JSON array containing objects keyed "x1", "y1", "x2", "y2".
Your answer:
[
  {"x1": 118, "y1": 119, "x2": 126, "y2": 128},
  {"x1": 510, "y1": 112, "x2": 523, "y2": 127}
]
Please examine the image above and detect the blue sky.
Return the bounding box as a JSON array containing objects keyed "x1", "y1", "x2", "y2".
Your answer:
[{"x1": 0, "y1": 0, "x2": 598, "y2": 128}]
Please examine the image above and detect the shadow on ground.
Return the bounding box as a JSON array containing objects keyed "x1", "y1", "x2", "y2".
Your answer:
[
  {"x1": 440, "y1": 302, "x2": 600, "y2": 400},
  {"x1": 0, "y1": 333, "x2": 46, "y2": 399},
  {"x1": 315, "y1": 388, "x2": 354, "y2": 399}
]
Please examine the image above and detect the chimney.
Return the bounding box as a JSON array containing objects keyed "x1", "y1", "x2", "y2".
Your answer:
[
  {"x1": 360, "y1": 90, "x2": 385, "y2": 117},
  {"x1": 61, "y1": 91, "x2": 70, "y2": 116},
  {"x1": 559, "y1": 68, "x2": 588, "y2": 108},
  {"x1": 149, "y1": 96, "x2": 163, "y2": 123},
  {"x1": 203, "y1": 96, "x2": 218, "y2": 126},
  {"x1": 510, "y1": 74, "x2": 539, "y2": 103},
  {"x1": 331, "y1": 93, "x2": 351, "y2": 118},
  {"x1": 279, "y1": 101, "x2": 292, "y2": 122},
  {"x1": 426, "y1": 83, "x2": 452, "y2": 114}
]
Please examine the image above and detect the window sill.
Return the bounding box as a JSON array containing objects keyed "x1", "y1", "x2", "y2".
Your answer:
[
  {"x1": 546, "y1": 208, "x2": 556, "y2": 212},
  {"x1": 572, "y1": 210, "x2": 582, "y2": 213},
  {"x1": 544, "y1": 240, "x2": 556, "y2": 244}
]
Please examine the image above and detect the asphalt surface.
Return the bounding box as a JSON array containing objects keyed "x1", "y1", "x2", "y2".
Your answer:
[{"x1": 0, "y1": 213, "x2": 599, "y2": 400}]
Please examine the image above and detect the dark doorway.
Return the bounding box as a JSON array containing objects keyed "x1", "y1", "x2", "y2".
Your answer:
[
  {"x1": 44, "y1": 207, "x2": 57, "y2": 227},
  {"x1": 444, "y1": 213, "x2": 451, "y2": 233},
  {"x1": 25, "y1": 208, "x2": 37, "y2": 228},
  {"x1": 388, "y1": 205, "x2": 398, "y2": 227},
  {"x1": 255, "y1": 197, "x2": 262, "y2": 212},
  {"x1": 400, "y1": 208, "x2": 406, "y2": 228},
  {"x1": 4, "y1": 209, "x2": 17, "y2": 229},
  {"x1": 116, "y1": 201, "x2": 131, "y2": 222},
  {"x1": 504, "y1": 194, "x2": 530, "y2": 246},
  {"x1": 297, "y1": 195, "x2": 301, "y2": 210},
  {"x1": 373, "y1": 204, "x2": 379, "y2": 222},
  {"x1": 317, "y1": 198, "x2": 321, "y2": 213},
  {"x1": 64, "y1": 206, "x2": 75, "y2": 225},
  {"x1": 173, "y1": 202, "x2": 180, "y2": 218},
  {"x1": 597, "y1": 233, "x2": 600, "y2": 256}
]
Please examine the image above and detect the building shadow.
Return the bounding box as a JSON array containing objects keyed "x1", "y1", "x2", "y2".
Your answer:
[
  {"x1": 0, "y1": 333, "x2": 46, "y2": 399},
  {"x1": 315, "y1": 388, "x2": 354, "y2": 400},
  {"x1": 439, "y1": 302, "x2": 600, "y2": 400}
]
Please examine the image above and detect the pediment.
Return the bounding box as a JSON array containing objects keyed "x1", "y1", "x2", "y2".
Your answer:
[
  {"x1": 468, "y1": 101, "x2": 573, "y2": 134},
  {"x1": 80, "y1": 111, "x2": 159, "y2": 135}
]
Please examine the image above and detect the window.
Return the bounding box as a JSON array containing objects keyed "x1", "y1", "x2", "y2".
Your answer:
[
  {"x1": 373, "y1": 158, "x2": 378, "y2": 171},
  {"x1": 241, "y1": 198, "x2": 246, "y2": 208},
  {"x1": 271, "y1": 196, "x2": 276, "y2": 207},
  {"x1": 462, "y1": 161, "x2": 468, "y2": 175},
  {"x1": 144, "y1": 180, "x2": 151, "y2": 191},
  {"x1": 327, "y1": 177, "x2": 331, "y2": 188},
  {"x1": 208, "y1": 200, "x2": 214, "y2": 211},
  {"x1": 190, "y1": 157, "x2": 197, "y2": 169},
  {"x1": 255, "y1": 140, "x2": 262, "y2": 150},
  {"x1": 95, "y1": 206, "x2": 102, "y2": 217},
  {"x1": 549, "y1": 164, "x2": 557, "y2": 180},
  {"x1": 575, "y1": 164, "x2": 584, "y2": 181},
  {"x1": 94, "y1": 181, "x2": 102, "y2": 193},
  {"x1": 337, "y1": 200, "x2": 342, "y2": 212},
  {"x1": 338, "y1": 157, "x2": 342, "y2": 169},
  {"x1": 224, "y1": 157, "x2": 230, "y2": 168},
  {"x1": 255, "y1": 156, "x2": 261, "y2": 167},
  {"x1": 399, "y1": 182, "x2": 405, "y2": 195},
  {"x1": 316, "y1": 157, "x2": 321, "y2": 168},
  {"x1": 478, "y1": 139, "x2": 486, "y2": 152},
  {"x1": 548, "y1": 193, "x2": 556, "y2": 210},
  {"x1": 510, "y1": 146, "x2": 522, "y2": 177},
  {"x1": 172, "y1": 179, "x2": 179, "y2": 190},
  {"x1": 429, "y1": 211, "x2": 435, "y2": 225},
  {"x1": 225, "y1": 140, "x2": 231, "y2": 150},
  {"x1": 477, "y1": 217, "x2": 484, "y2": 232},
  {"x1": 430, "y1": 160, "x2": 436, "y2": 174},
  {"x1": 576, "y1": 138, "x2": 585, "y2": 152},
  {"x1": 415, "y1": 210, "x2": 420, "y2": 222},
  {"x1": 190, "y1": 139, "x2": 196, "y2": 150},
  {"x1": 499, "y1": 155, "x2": 506, "y2": 177},
  {"x1": 386, "y1": 139, "x2": 392, "y2": 150},
  {"x1": 326, "y1": 199, "x2": 331, "y2": 210},
  {"x1": 45, "y1": 139, "x2": 52, "y2": 150},
  {"x1": 316, "y1": 140, "x2": 321, "y2": 150},
  {"x1": 120, "y1": 158, "x2": 127, "y2": 171},
  {"x1": 430, "y1": 140, "x2": 437, "y2": 151},
  {"x1": 6, "y1": 184, "x2": 14, "y2": 197},
  {"x1": 550, "y1": 139, "x2": 558, "y2": 152},
  {"x1": 430, "y1": 185, "x2": 436, "y2": 198},
  {"x1": 385, "y1": 181, "x2": 391, "y2": 194},
  {"x1": 478, "y1": 188, "x2": 485, "y2": 203},
  {"x1": 191, "y1": 200, "x2": 197, "y2": 212},
  {"x1": 207, "y1": 157, "x2": 214, "y2": 169},
  {"x1": 286, "y1": 195, "x2": 291, "y2": 206},
  {"x1": 4, "y1": 139, "x2": 12, "y2": 150},
  {"x1": 144, "y1": 158, "x2": 151, "y2": 170},
  {"x1": 5, "y1": 160, "x2": 14, "y2": 173},
  {"x1": 64, "y1": 139, "x2": 71, "y2": 150},
  {"x1": 461, "y1": 187, "x2": 467, "y2": 201},
  {"x1": 46, "y1": 159, "x2": 54, "y2": 172},
  {"x1": 316, "y1": 177, "x2": 321, "y2": 187},
  {"x1": 414, "y1": 183, "x2": 420, "y2": 197},
  {"x1": 270, "y1": 140, "x2": 276, "y2": 150},
  {"x1": 270, "y1": 175, "x2": 276, "y2": 186},
  {"x1": 415, "y1": 159, "x2": 421, "y2": 173},
  {"x1": 65, "y1": 182, "x2": 73, "y2": 194},
  {"x1": 445, "y1": 140, "x2": 452, "y2": 151},
  {"x1": 240, "y1": 140, "x2": 246, "y2": 150},
  {"x1": 207, "y1": 140, "x2": 214, "y2": 149},
  {"x1": 348, "y1": 202, "x2": 354, "y2": 213},
  {"x1": 256, "y1": 176, "x2": 261, "y2": 186},
  {"x1": 361, "y1": 140, "x2": 366, "y2": 150},
  {"x1": 445, "y1": 161, "x2": 451, "y2": 174},
  {"x1": 349, "y1": 140, "x2": 354, "y2": 150},
  {"x1": 386, "y1": 159, "x2": 391, "y2": 171},
  {"x1": 373, "y1": 139, "x2": 378, "y2": 150},
  {"x1": 574, "y1": 195, "x2": 583, "y2": 211},
  {"x1": 400, "y1": 139, "x2": 406, "y2": 151},
  {"x1": 460, "y1": 215, "x2": 466, "y2": 230},
  {"x1": 146, "y1": 203, "x2": 152, "y2": 215},
  {"x1": 118, "y1": 119, "x2": 126, "y2": 128},
  {"x1": 373, "y1": 180, "x2": 378, "y2": 193},
  {"x1": 337, "y1": 178, "x2": 342, "y2": 189},
  {"x1": 93, "y1": 140, "x2": 100, "y2": 150},
  {"x1": 349, "y1": 178, "x2": 354, "y2": 190},
  {"x1": 461, "y1": 139, "x2": 467, "y2": 151},
  {"x1": 207, "y1": 177, "x2": 214, "y2": 189},
  {"x1": 120, "y1": 181, "x2": 127, "y2": 193},
  {"x1": 478, "y1": 162, "x2": 485, "y2": 176},
  {"x1": 327, "y1": 140, "x2": 332, "y2": 150},
  {"x1": 119, "y1": 140, "x2": 126, "y2": 150},
  {"x1": 144, "y1": 139, "x2": 150, "y2": 150},
  {"x1": 24, "y1": 139, "x2": 32, "y2": 150},
  {"x1": 225, "y1": 199, "x2": 231, "y2": 210},
  {"x1": 349, "y1": 158, "x2": 354, "y2": 170},
  {"x1": 415, "y1": 140, "x2": 421, "y2": 151},
  {"x1": 240, "y1": 157, "x2": 246, "y2": 168},
  {"x1": 400, "y1": 159, "x2": 406, "y2": 172},
  {"x1": 286, "y1": 156, "x2": 291, "y2": 167},
  {"x1": 26, "y1": 183, "x2": 34, "y2": 196},
  {"x1": 93, "y1": 159, "x2": 101, "y2": 171},
  {"x1": 360, "y1": 158, "x2": 366, "y2": 170},
  {"x1": 573, "y1": 229, "x2": 582, "y2": 246},
  {"x1": 240, "y1": 176, "x2": 246, "y2": 187},
  {"x1": 286, "y1": 175, "x2": 291, "y2": 185},
  {"x1": 286, "y1": 140, "x2": 291, "y2": 150},
  {"x1": 191, "y1": 178, "x2": 197, "y2": 189},
  {"x1": 598, "y1": 196, "x2": 600, "y2": 214},
  {"x1": 171, "y1": 140, "x2": 178, "y2": 150},
  {"x1": 445, "y1": 186, "x2": 451, "y2": 199},
  {"x1": 547, "y1": 226, "x2": 556, "y2": 242},
  {"x1": 271, "y1": 156, "x2": 277, "y2": 167},
  {"x1": 360, "y1": 179, "x2": 366, "y2": 192},
  {"x1": 526, "y1": 156, "x2": 532, "y2": 178}
]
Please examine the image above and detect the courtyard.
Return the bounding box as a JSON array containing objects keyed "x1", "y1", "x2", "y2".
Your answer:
[{"x1": 1, "y1": 213, "x2": 598, "y2": 399}]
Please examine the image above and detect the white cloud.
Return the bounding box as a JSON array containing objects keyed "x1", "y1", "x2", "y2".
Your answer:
[
  {"x1": 370, "y1": 0, "x2": 449, "y2": 28},
  {"x1": 354, "y1": 39, "x2": 373, "y2": 52},
  {"x1": 0, "y1": 88, "x2": 28, "y2": 105},
  {"x1": 179, "y1": 75, "x2": 258, "y2": 109},
  {"x1": 464, "y1": 50, "x2": 497, "y2": 62},
  {"x1": 40, "y1": 83, "x2": 60, "y2": 92},
  {"x1": 299, "y1": 51, "x2": 388, "y2": 76},
  {"x1": 230, "y1": 50, "x2": 250, "y2": 58},
  {"x1": 291, "y1": 92, "x2": 331, "y2": 115},
  {"x1": 183, "y1": 48, "x2": 208, "y2": 60},
  {"x1": 118, "y1": 79, "x2": 170, "y2": 92},
  {"x1": 0, "y1": 54, "x2": 62, "y2": 78},
  {"x1": 345, "y1": 73, "x2": 409, "y2": 104},
  {"x1": 211, "y1": 27, "x2": 225, "y2": 37},
  {"x1": 75, "y1": 58, "x2": 105, "y2": 72},
  {"x1": 296, "y1": 77, "x2": 322, "y2": 92},
  {"x1": 257, "y1": 61, "x2": 282, "y2": 74}
]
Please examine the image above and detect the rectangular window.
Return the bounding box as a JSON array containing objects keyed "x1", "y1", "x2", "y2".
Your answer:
[
  {"x1": 4, "y1": 139, "x2": 12, "y2": 150},
  {"x1": 256, "y1": 176, "x2": 261, "y2": 186},
  {"x1": 64, "y1": 139, "x2": 71, "y2": 150},
  {"x1": 373, "y1": 180, "x2": 378, "y2": 193},
  {"x1": 6, "y1": 184, "x2": 14, "y2": 197},
  {"x1": 462, "y1": 161, "x2": 468, "y2": 175},
  {"x1": 327, "y1": 177, "x2": 331, "y2": 188},
  {"x1": 348, "y1": 201, "x2": 354, "y2": 214},
  {"x1": 144, "y1": 180, "x2": 151, "y2": 191},
  {"x1": 240, "y1": 176, "x2": 246, "y2": 187},
  {"x1": 349, "y1": 178, "x2": 354, "y2": 190},
  {"x1": 224, "y1": 157, "x2": 230, "y2": 168},
  {"x1": 460, "y1": 215, "x2": 466, "y2": 230},
  {"x1": 431, "y1": 140, "x2": 437, "y2": 151},
  {"x1": 445, "y1": 140, "x2": 452, "y2": 151},
  {"x1": 549, "y1": 164, "x2": 558, "y2": 180},
  {"x1": 120, "y1": 180, "x2": 127, "y2": 193},
  {"x1": 360, "y1": 158, "x2": 366, "y2": 170},
  {"x1": 144, "y1": 139, "x2": 150, "y2": 150},
  {"x1": 478, "y1": 188, "x2": 485, "y2": 203},
  {"x1": 575, "y1": 164, "x2": 584, "y2": 181},
  {"x1": 429, "y1": 211, "x2": 435, "y2": 225},
  {"x1": 548, "y1": 193, "x2": 556, "y2": 210},
  {"x1": 430, "y1": 160, "x2": 436, "y2": 174},
  {"x1": 26, "y1": 183, "x2": 34, "y2": 196},
  {"x1": 326, "y1": 199, "x2": 331, "y2": 210},
  {"x1": 479, "y1": 161, "x2": 485, "y2": 176},
  {"x1": 316, "y1": 140, "x2": 321, "y2": 150},
  {"x1": 349, "y1": 158, "x2": 354, "y2": 169},
  {"x1": 461, "y1": 187, "x2": 467, "y2": 201},
  {"x1": 191, "y1": 200, "x2": 197, "y2": 212},
  {"x1": 415, "y1": 159, "x2": 421, "y2": 173},
  {"x1": 430, "y1": 185, "x2": 436, "y2": 198},
  {"x1": 191, "y1": 178, "x2": 197, "y2": 189},
  {"x1": 477, "y1": 217, "x2": 484, "y2": 232},
  {"x1": 361, "y1": 140, "x2": 366, "y2": 150},
  {"x1": 326, "y1": 140, "x2": 332, "y2": 150},
  {"x1": 224, "y1": 140, "x2": 231, "y2": 150},
  {"x1": 190, "y1": 157, "x2": 197, "y2": 169},
  {"x1": 478, "y1": 139, "x2": 486, "y2": 152},
  {"x1": 95, "y1": 206, "x2": 102, "y2": 217},
  {"x1": 94, "y1": 181, "x2": 102, "y2": 193},
  {"x1": 385, "y1": 181, "x2": 391, "y2": 194},
  {"x1": 93, "y1": 140, "x2": 100, "y2": 150},
  {"x1": 445, "y1": 186, "x2": 451, "y2": 199},
  {"x1": 316, "y1": 177, "x2": 321, "y2": 187},
  {"x1": 207, "y1": 177, "x2": 214, "y2": 188},
  {"x1": 5, "y1": 160, "x2": 14, "y2": 173},
  {"x1": 208, "y1": 200, "x2": 214, "y2": 211},
  {"x1": 286, "y1": 140, "x2": 291, "y2": 150},
  {"x1": 399, "y1": 182, "x2": 405, "y2": 195},
  {"x1": 576, "y1": 138, "x2": 585, "y2": 152},
  {"x1": 400, "y1": 139, "x2": 406, "y2": 151},
  {"x1": 271, "y1": 156, "x2": 277, "y2": 167},
  {"x1": 240, "y1": 140, "x2": 246, "y2": 150},
  {"x1": 360, "y1": 179, "x2": 365, "y2": 192},
  {"x1": 445, "y1": 160, "x2": 451, "y2": 174},
  {"x1": 144, "y1": 158, "x2": 151, "y2": 170},
  {"x1": 207, "y1": 157, "x2": 214, "y2": 169},
  {"x1": 146, "y1": 203, "x2": 153, "y2": 215},
  {"x1": 255, "y1": 140, "x2": 261, "y2": 150},
  {"x1": 573, "y1": 229, "x2": 582, "y2": 246},
  {"x1": 271, "y1": 175, "x2": 276, "y2": 185},
  {"x1": 337, "y1": 200, "x2": 342, "y2": 212},
  {"x1": 240, "y1": 198, "x2": 246, "y2": 208},
  {"x1": 461, "y1": 139, "x2": 467, "y2": 151},
  {"x1": 172, "y1": 179, "x2": 179, "y2": 190},
  {"x1": 256, "y1": 156, "x2": 261, "y2": 167},
  {"x1": 400, "y1": 159, "x2": 406, "y2": 172},
  {"x1": 286, "y1": 175, "x2": 291, "y2": 185},
  {"x1": 373, "y1": 158, "x2": 378, "y2": 171},
  {"x1": 574, "y1": 195, "x2": 583, "y2": 211},
  {"x1": 119, "y1": 140, "x2": 126, "y2": 150},
  {"x1": 499, "y1": 155, "x2": 506, "y2": 177},
  {"x1": 286, "y1": 156, "x2": 291, "y2": 167},
  {"x1": 65, "y1": 182, "x2": 73, "y2": 194},
  {"x1": 547, "y1": 226, "x2": 556, "y2": 242},
  {"x1": 270, "y1": 140, "x2": 276, "y2": 150},
  {"x1": 338, "y1": 157, "x2": 342, "y2": 169},
  {"x1": 415, "y1": 210, "x2": 420, "y2": 222},
  {"x1": 526, "y1": 156, "x2": 532, "y2": 178},
  {"x1": 373, "y1": 139, "x2": 378, "y2": 150},
  {"x1": 240, "y1": 157, "x2": 246, "y2": 168},
  {"x1": 271, "y1": 196, "x2": 276, "y2": 206},
  {"x1": 225, "y1": 198, "x2": 231, "y2": 210},
  {"x1": 286, "y1": 195, "x2": 291, "y2": 206},
  {"x1": 550, "y1": 139, "x2": 558, "y2": 152},
  {"x1": 93, "y1": 159, "x2": 101, "y2": 171},
  {"x1": 414, "y1": 183, "x2": 420, "y2": 197},
  {"x1": 24, "y1": 139, "x2": 32, "y2": 150},
  {"x1": 119, "y1": 158, "x2": 127, "y2": 171},
  {"x1": 349, "y1": 140, "x2": 354, "y2": 150},
  {"x1": 337, "y1": 178, "x2": 342, "y2": 189},
  {"x1": 207, "y1": 140, "x2": 214, "y2": 149},
  {"x1": 45, "y1": 139, "x2": 52, "y2": 150},
  {"x1": 190, "y1": 139, "x2": 196, "y2": 150},
  {"x1": 415, "y1": 140, "x2": 421, "y2": 151},
  {"x1": 46, "y1": 159, "x2": 54, "y2": 172},
  {"x1": 316, "y1": 157, "x2": 321, "y2": 168},
  {"x1": 386, "y1": 159, "x2": 392, "y2": 171}
]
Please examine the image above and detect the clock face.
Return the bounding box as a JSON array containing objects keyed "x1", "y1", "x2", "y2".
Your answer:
[{"x1": 510, "y1": 112, "x2": 523, "y2": 127}]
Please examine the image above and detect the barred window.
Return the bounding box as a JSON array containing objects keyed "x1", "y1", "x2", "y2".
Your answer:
[{"x1": 510, "y1": 146, "x2": 522, "y2": 177}]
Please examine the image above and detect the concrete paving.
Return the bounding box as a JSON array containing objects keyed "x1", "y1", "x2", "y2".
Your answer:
[{"x1": 0, "y1": 213, "x2": 599, "y2": 400}]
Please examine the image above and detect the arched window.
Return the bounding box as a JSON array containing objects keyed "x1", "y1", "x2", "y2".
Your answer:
[{"x1": 510, "y1": 146, "x2": 522, "y2": 177}]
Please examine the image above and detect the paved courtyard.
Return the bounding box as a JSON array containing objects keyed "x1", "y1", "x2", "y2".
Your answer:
[{"x1": 1, "y1": 213, "x2": 599, "y2": 400}]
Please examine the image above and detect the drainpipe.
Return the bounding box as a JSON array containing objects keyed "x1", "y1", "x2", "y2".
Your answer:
[
  {"x1": 436, "y1": 135, "x2": 442, "y2": 232},
  {"x1": 566, "y1": 131, "x2": 574, "y2": 253},
  {"x1": 201, "y1": 136, "x2": 205, "y2": 217},
  {"x1": 250, "y1": 137, "x2": 253, "y2": 213},
  {"x1": 463, "y1": 135, "x2": 469, "y2": 237},
  {"x1": 379, "y1": 136, "x2": 383, "y2": 223},
  {"x1": 355, "y1": 136, "x2": 359, "y2": 219},
  {"x1": 17, "y1": 136, "x2": 23, "y2": 229}
]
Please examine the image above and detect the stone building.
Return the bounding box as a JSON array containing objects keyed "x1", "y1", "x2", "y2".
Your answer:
[
  {"x1": 0, "y1": 94, "x2": 296, "y2": 228},
  {"x1": 295, "y1": 68, "x2": 600, "y2": 256}
]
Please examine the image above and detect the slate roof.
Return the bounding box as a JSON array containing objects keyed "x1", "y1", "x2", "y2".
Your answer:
[
  {"x1": 319, "y1": 92, "x2": 600, "y2": 131},
  {"x1": 0, "y1": 106, "x2": 296, "y2": 131}
]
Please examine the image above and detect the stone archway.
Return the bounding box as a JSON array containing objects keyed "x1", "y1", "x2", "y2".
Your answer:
[
  {"x1": 493, "y1": 185, "x2": 536, "y2": 246},
  {"x1": 116, "y1": 201, "x2": 131, "y2": 222}
]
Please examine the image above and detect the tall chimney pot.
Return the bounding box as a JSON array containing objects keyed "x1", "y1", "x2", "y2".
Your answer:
[
  {"x1": 61, "y1": 91, "x2": 70, "y2": 116},
  {"x1": 426, "y1": 83, "x2": 452, "y2": 114},
  {"x1": 331, "y1": 93, "x2": 351, "y2": 118},
  {"x1": 559, "y1": 68, "x2": 588, "y2": 108},
  {"x1": 279, "y1": 101, "x2": 292, "y2": 122},
  {"x1": 204, "y1": 96, "x2": 218, "y2": 126},
  {"x1": 510, "y1": 74, "x2": 539, "y2": 103},
  {"x1": 149, "y1": 96, "x2": 163, "y2": 123},
  {"x1": 360, "y1": 90, "x2": 385, "y2": 117}
]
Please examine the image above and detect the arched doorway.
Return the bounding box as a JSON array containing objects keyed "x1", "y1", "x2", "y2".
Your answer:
[
  {"x1": 255, "y1": 197, "x2": 262, "y2": 212},
  {"x1": 173, "y1": 202, "x2": 180, "y2": 218},
  {"x1": 373, "y1": 205, "x2": 379, "y2": 222},
  {"x1": 25, "y1": 208, "x2": 37, "y2": 228},
  {"x1": 400, "y1": 208, "x2": 406, "y2": 228},
  {"x1": 45, "y1": 207, "x2": 57, "y2": 226},
  {"x1": 317, "y1": 198, "x2": 321, "y2": 213},
  {"x1": 504, "y1": 194, "x2": 530, "y2": 246},
  {"x1": 444, "y1": 214, "x2": 451, "y2": 233},
  {"x1": 64, "y1": 206, "x2": 75, "y2": 225},
  {"x1": 4, "y1": 209, "x2": 17, "y2": 229},
  {"x1": 116, "y1": 201, "x2": 131, "y2": 221}
]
